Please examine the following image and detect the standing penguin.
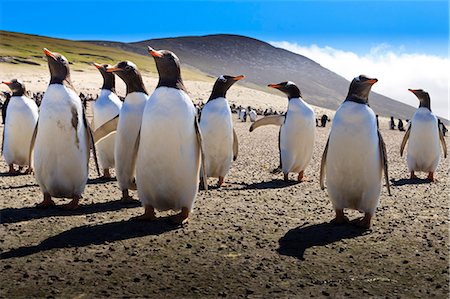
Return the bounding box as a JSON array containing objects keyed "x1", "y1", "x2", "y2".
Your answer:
[
  {"x1": 319, "y1": 75, "x2": 390, "y2": 228},
  {"x1": 101, "y1": 61, "x2": 148, "y2": 201},
  {"x1": 31, "y1": 48, "x2": 99, "y2": 209},
  {"x1": 1, "y1": 79, "x2": 38, "y2": 174},
  {"x1": 92, "y1": 63, "x2": 123, "y2": 179},
  {"x1": 135, "y1": 47, "x2": 207, "y2": 224},
  {"x1": 250, "y1": 81, "x2": 316, "y2": 181},
  {"x1": 400, "y1": 89, "x2": 447, "y2": 181},
  {"x1": 200, "y1": 75, "x2": 242, "y2": 187}
]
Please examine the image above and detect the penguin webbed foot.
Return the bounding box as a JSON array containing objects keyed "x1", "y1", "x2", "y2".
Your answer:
[
  {"x1": 132, "y1": 205, "x2": 157, "y2": 222},
  {"x1": 351, "y1": 213, "x2": 372, "y2": 229},
  {"x1": 170, "y1": 207, "x2": 190, "y2": 225},
  {"x1": 331, "y1": 209, "x2": 349, "y2": 225},
  {"x1": 36, "y1": 195, "x2": 56, "y2": 209},
  {"x1": 60, "y1": 197, "x2": 80, "y2": 210}
]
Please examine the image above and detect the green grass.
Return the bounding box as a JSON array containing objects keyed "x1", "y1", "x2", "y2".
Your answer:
[{"x1": 0, "y1": 30, "x2": 212, "y2": 81}]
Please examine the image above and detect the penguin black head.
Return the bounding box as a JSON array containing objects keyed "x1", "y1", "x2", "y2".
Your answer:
[
  {"x1": 43, "y1": 48, "x2": 73, "y2": 89},
  {"x1": 345, "y1": 75, "x2": 378, "y2": 104},
  {"x1": 408, "y1": 89, "x2": 431, "y2": 111},
  {"x1": 148, "y1": 46, "x2": 186, "y2": 92},
  {"x1": 106, "y1": 61, "x2": 147, "y2": 95},
  {"x1": 209, "y1": 75, "x2": 245, "y2": 101},
  {"x1": 268, "y1": 81, "x2": 301, "y2": 99},
  {"x1": 94, "y1": 63, "x2": 116, "y2": 93},
  {"x1": 2, "y1": 79, "x2": 26, "y2": 96}
]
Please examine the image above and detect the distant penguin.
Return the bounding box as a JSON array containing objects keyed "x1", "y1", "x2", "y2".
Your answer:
[
  {"x1": 400, "y1": 89, "x2": 447, "y2": 181},
  {"x1": 92, "y1": 63, "x2": 123, "y2": 179},
  {"x1": 319, "y1": 75, "x2": 390, "y2": 228},
  {"x1": 249, "y1": 109, "x2": 257, "y2": 122},
  {"x1": 96, "y1": 61, "x2": 149, "y2": 202},
  {"x1": 1, "y1": 79, "x2": 38, "y2": 174},
  {"x1": 200, "y1": 75, "x2": 242, "y2": 187},
  {"x1": 134, "y1": 46, "x2": 207, "y2": 224},
  {"x1": 250, "y1": 81, "x2": 316, "y2": 182},
  {"x1": 31, "y1": 48, "x2": 99, "y2": 209}
]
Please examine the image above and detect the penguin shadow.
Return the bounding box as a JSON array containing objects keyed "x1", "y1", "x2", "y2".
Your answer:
[
  {"x1": 277, "y1": 222, "x2": 369, "y2": 260},
  {"x1": 1, "y1": 218, "x2": 179, "y2": 259},
  {"x1": 0, "y1": 200, "x2": 140, "y2": 224},
  {"x1": 244, "y1": 179, "x2": 299, "y2": 190},
  {"x1": 87, "y1": 177, "x2": 117, "y2": 185},
  {"x1": 390, "y1": 177, "x2": 433, "y2": 186},
  {"x1": 0, "y1": 171, "x2": 29, "y2": 177},
  {"x1": 1, "y1": 183, "x2": 39, "y2": 190}
]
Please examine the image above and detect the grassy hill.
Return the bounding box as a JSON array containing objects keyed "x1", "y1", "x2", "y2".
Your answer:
[{"x1": 0, "y1": 31, "x2": 211, "y2": 81}]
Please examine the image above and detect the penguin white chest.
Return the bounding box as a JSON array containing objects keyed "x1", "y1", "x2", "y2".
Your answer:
[
  {"x1": 325, "y1": 102, "x2": 382, "y2": 214},
  {"x1": 33, "y1": 84, "x2": 89, "y2": 198},
  {"x1": 200, "y1": 97, "x2": 233, "y2": 178},
  {"x1": 406, "y1": 108, "x2": 441, "y2": 172},
  {"x1": 136, "y1": 87, "x2": 200, "y2": 212},
  {"x1": 114, "y1": 92, "x2": 148, "y2": 190},
  {"x1": 3, "y1": 95, "x2": 38, "y2": 166},
  {"x1": 93, "y1": 89, "x2": 123, "y2": 169},
  {"x1": 280, "y1": 98, "x2": 316, "y2": 174}
]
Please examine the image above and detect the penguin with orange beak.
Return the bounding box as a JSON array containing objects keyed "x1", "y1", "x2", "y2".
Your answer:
[
  {"x1": 134, "y1": 47, "x2": 207, "y2": 224},
  {"x1": 320, "y1": 75, "x2": 391, "y2": 229},
  {"x1": 250, "y1": 81, "x2": 316, "y2": 182},
  {"x1": 400, "y1": 89, "x2": 447, "y2": 181},
  {"x1": 91, "y1": 63, "x2": 123, "y2": 179},
  {"x1": 31, "y1": 48, "x2": 99, "y2": 209},
  {"x1": 199, "y1": 75, "x2": 243, "y2": 188}
]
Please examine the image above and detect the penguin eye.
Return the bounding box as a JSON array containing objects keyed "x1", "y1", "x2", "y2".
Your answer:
[
  {"x1": 125, "y1": 65, "x2": 132, "y2": 70},
  {"x1": 219, "y1": 75, "x2": 226, "y2": 82}
]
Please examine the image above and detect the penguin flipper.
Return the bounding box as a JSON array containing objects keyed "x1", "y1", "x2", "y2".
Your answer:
[
  {"x1": 93, "y1": 114, "x2": 119, "y2": 144},
  {"x1": 233, "y1": 127, "x2": 238, "y2": 161},
  {"x1": 194, "y1": 116, "x2": 208, "y2": 191},
  {"x1": 438, "y1": 126, "x2": 447, "y2": 158},
  {"x1": 319, "y1": 137, "x2": 330, "y2": 190},
  {"x1": 1, "y1": 122, "x2": 5, "y2": 155},
  {"x1": 28, "y1": 120, "x2": 39, "y2": 169},
  {"x1": 400, "y1": 124, "x2": 411, "y2": 157},
  {"x1": 83, "y1": 109, "x2": 101, "y2": 176},
  {"x1": 249, "y1": 115, "x2": 285, "y2": 132},
  {"x1": 378, "y1": 130, "x2": 391, "y2": 196}
]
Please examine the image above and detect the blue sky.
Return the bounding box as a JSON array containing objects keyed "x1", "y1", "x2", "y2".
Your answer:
[
  {"x1": 0, "y1": 0, "x2": 448, "y2": 56},
  {"x1": 0, "y1": 0, "x2": 448, "y2": 117}
]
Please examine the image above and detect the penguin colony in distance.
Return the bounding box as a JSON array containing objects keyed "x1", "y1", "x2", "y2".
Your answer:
[
  {"x1": 200, "y1": 75, "x2": 242, "y2": 187},
  {"x1": 320, "y1": 75, "x2": 390, "y2": 229},
  {"x1": 400, "y1": 89, "x2": 447, "y2": 182},
  {"x1": 1, "y1": 79, "x2": 38, "y2": 174},
  {"x1": 250, "y1": 81, "x2": 316, "y2": 182},
  {"x1": 92, "y1": 63, "x2": 123, "y2": 179},
  {"x1": 31, "y1": 48, "x2": 99, "y2": 210},
  {"x1": 1, "y1": 46, "x2": 447, "y2": 229}
]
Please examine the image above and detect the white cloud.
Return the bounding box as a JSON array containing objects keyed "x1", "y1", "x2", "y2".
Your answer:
[{"x1": 270, "y1": 41, "x2": 449, "y2": 119}]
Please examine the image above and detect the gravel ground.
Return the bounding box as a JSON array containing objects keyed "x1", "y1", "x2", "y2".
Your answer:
[{"x1": 0, "y1": 88, "x2": 448, "y2": 298}]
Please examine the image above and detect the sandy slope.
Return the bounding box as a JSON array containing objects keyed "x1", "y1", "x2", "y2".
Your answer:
[{"x1": 0, "y1": 67, "x2": 448, "y2": 298}]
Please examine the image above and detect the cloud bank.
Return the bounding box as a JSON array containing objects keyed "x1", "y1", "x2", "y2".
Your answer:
[{"x1": 270, "y1": 41, "x2": 449, "y2": 119}]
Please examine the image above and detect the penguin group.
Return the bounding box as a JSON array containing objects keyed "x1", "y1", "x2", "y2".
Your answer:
[{"x1": 1, "y1": 47, "x2": 447, "y2": 228}]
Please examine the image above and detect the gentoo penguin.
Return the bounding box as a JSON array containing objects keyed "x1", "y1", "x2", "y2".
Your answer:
[
  {"x1": 135, "y1": 46, "x2": 207, "y2": 224},
  {"x1": 92, "y1": 63, "x2": 123, "y2": 179},
  {"x1": 400, "y1": 89, "x2": 447, "y2": 181},
  {"x1": 249, "y1": 81, "x2": 316, "y2": 181},
  {"x1": 319, "y1": 75, "x2": 390, "y2": 228},
  {"x1": 200, "y1": 75, "x2": 242, "y2": 187},
  {"x1": 100, "y1": 61, "x2": 148, "y2": 201},
  {"x1": 31, "y1": 48, "x2": 99, "y2": 209},
  {"x1": 1, "y1": 79, "x2": 38, "y2": 174}
]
